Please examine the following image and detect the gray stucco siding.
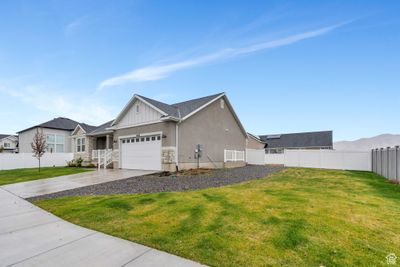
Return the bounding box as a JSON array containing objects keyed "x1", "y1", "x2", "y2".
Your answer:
[
  {"x1": 18, "y1": 127, "x2": 73, "y2": 153},
  {"x1": 247, "y1": 136, "x2": 265, "y2": 150},
  {"x1": 178, "y1": 97, "x2": 246, "y2": 164}
]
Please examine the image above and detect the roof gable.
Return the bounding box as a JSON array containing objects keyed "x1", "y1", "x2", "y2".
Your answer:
[
  {"x1": 71, "y1": 123, "x2": 97, "y2": 136},
  {"x1": 112, "y1": 97, "x2": 164, "y2": 127}
]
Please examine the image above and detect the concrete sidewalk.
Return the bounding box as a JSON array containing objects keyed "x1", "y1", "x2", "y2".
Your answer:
[
  {"x1": 0, "y1": 188, "x2": 205, "y2": 267},
  {"x1": 1, "y1": 169, "x2": 156, "y2": 199}
]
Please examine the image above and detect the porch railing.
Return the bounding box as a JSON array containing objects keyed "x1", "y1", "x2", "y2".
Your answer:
[{"x1": 92, "y1": 149, "x2": 113, "y2": 169}]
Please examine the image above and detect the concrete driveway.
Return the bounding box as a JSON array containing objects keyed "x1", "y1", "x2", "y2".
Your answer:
[
  {"x1": 0, "y1": 188, "x2": 204, "y2": 267},
  {"x1": 1, "y1": 169, "x2": 156, "y2": 199}
]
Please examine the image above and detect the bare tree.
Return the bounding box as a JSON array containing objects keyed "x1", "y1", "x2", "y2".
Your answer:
[{"x1": 31, "y1": 129, "x2": 47, "y2": 172}]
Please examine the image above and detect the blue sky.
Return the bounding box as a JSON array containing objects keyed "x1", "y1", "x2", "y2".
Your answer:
[{"x1": 0, "y1": 0, "x2": 399, "y2": 141}]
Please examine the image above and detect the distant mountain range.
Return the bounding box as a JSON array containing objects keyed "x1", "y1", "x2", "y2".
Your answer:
[{"x1": 334, "y1": 134, "x2": 400, "y2": 151}]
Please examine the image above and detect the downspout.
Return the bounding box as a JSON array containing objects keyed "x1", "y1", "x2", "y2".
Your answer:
[
  {"x1": 175, "y1": 122, "x2": 180, "y2": 172},
  {"x1": 175, "y1": 107, "x2": 181, "y2": 172}
]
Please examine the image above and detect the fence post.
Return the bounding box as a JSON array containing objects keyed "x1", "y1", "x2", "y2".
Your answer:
[
  {"x1": 387, "y1": 147, "x2": 390, "y2": 179},
  {"x1": 380, "y1": 147, "x2": 385, "y2": 176},
  {"x1": 371, "y1": 149, "x2": 375, "y2": 172},
  {"x1": 396, "y1": 146, "x2": 399, "y2": 182}
]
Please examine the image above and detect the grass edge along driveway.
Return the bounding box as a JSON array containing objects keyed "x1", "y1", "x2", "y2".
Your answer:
[
  {"x1": 0, "y1": 167, "x2": 92, "y2": 186},
  {"x1": 35, "y1": 168, "x2": 400, "y2": 267}
]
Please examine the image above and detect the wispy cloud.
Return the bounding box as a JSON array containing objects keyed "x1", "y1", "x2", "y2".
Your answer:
[
  {"x1": 65, "y1": 16, "x2": 88, "y2": 35},
  {"x1": 0, "y1": 85, "x2": 114, "y2": 125},
  {"x1": 98, "y1": 22, "x2": 349, "y2": 89}
]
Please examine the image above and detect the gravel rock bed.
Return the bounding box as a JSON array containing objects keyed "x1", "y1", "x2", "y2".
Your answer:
[{"x1": 28, "y1": 165, "x2": 283, "y2": 201}]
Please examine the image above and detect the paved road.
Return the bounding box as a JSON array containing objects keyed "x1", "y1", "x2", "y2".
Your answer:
[
  {"x1": 0, "y1": 187, "x2": 205, "y2": 267},
  {"x1": 1, "y1": 169, "x2": 156, "y2": 198}
]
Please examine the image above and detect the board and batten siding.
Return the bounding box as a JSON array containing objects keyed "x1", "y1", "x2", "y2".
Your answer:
[{"x1": 118, "y1": 99, "x2": 162, "y2": 127}]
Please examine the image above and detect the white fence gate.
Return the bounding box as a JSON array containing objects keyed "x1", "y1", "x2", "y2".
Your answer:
[
  {"x1": 0, "y1": 153, "x2": 73, "y2": 170},
  {"x1": 265, "y1": 154, "x2": 285, "y2": 164},
  {"x1": 246, "y1": 149, "x2": 265, "y2": 165}
]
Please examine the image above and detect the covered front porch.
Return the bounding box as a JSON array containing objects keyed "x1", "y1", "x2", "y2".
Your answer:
[{"x1": 91, "y1": 134, "x2": 113, "y2": 169}]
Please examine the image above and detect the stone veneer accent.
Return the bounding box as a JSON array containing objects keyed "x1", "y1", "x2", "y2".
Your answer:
[
  {"x1": 162, "y1": 147, "x2": 176, "y2": 164},
  {"x1": 112, "y1": 149, "x2": 120, "y2": 169},
  {"x1": 73, "y1": 136, "x2": 95, "y2": 165}
]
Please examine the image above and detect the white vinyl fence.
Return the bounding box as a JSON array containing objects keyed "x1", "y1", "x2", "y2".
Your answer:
[
  {"x1": 224, "y1": 150, "x2": 245, "y2": 162},
  {"x1": 285, "y1": 150, "x2": 371, "y2": 171},
  {"x1": 0, "y1": 153, "x2": 73, "y2": 170},
  {"x1": 265, "y1": 154, "x2": 285, "y2": 164},
  {"x1": 246, "y1": 149, "x2": 371, "y2": 171},
  {"x1": 246, "y1": 149, "x2": 266, "y2": 165},
  {"x1": 372, "y1": 147, "x2": 399, "y2": 182}
]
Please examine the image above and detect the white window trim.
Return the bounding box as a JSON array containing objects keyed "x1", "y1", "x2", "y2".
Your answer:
[
  {"x1": 46, "y1": 134, "x2": 65, "y2": 153},
  {"x1": 76, "y1": 137, "x2": 86, "y2": 153}
]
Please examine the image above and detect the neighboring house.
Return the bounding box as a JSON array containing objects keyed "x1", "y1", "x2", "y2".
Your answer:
[
  {"x1": 0, "y1": 135, "x2": 18, "y2": 153},
  {"x1": 246, "y1": 133, "x2": 266, "y2": 149},
  {"x1": 18, "y1": 117, "x2": 80, "y2": 153},
  {"x1": 107, "y1": 92, "x2": 247, "y2": 171},
  {"x1": 259, "y1": 131, "x2": 333, "y2": 153}
]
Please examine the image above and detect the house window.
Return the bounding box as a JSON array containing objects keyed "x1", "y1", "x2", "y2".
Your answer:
[
  {"x1": 46, "y1": 134, "x2": 65, "y2": 153},
  {"x1": 4, "y1": 142, "x2": 10, "y2": 148},
  {"x1": 76, "y1": 137, "x2": 86, "y2": 152},
  {"x1": 220, "y1": 99, "x2": 225, "y2": 109}
]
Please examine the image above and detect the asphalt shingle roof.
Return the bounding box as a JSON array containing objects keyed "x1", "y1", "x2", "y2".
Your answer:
[
  {"x1": 0, "y1": 134, "x2": 13, "y2": 140},
  {"x1": 17, "y1": 93, "x2": 229, "y2": 137},
  {"x1": 87, "y1": 120, "x2": 114, "y2": 136},
  {"x1": 172, "y1": 93, "x2": 224, "y2": 118},
  {"x1": 259, "y1": 131, "x2": 333, "y2": 149},
  {"x1": 138, "y1": 95, "x2": 180, "y2": 118},
  {"x1": 137, "y1": 92, "x2": 225, "y2": 119},
  {"x1": 79, "y1": 123, "x2": 97, "y2": 133},
  {"x1": 18, "y1": 117, "x2": 80, "y2": 133}
]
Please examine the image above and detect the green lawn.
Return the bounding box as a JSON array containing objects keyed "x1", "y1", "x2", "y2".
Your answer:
[
  {"x1": 0, "y1": 167, "x2": 92, "y2": 186},
  {"x1": 35, "y1": 168, "x2": 400, "y2": 267}
]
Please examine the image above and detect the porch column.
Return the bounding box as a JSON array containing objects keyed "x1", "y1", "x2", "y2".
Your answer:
[{"x1": 106, "y1": 135, "x2": 110, "y2": 149}]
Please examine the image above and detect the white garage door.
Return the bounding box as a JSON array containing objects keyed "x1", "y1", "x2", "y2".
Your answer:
[{"x1": 120, "y1": 134, "x2": 162, "y2": 171}]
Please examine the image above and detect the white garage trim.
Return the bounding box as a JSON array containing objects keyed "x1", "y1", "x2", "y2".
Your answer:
[
  {"x1": 118, "y1": 131, "x2": 163, "y2": 170},
  {"x1": 118, "y1": 131, "x2": 163, "y2": 139}
]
